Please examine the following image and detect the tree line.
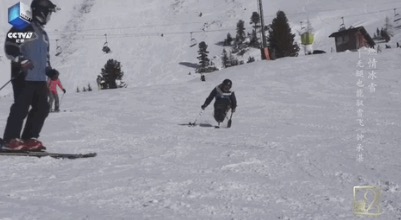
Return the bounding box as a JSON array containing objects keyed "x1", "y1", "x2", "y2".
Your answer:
[{"x1": 196, "y1": 10, "x2": 299, "y2": 74}]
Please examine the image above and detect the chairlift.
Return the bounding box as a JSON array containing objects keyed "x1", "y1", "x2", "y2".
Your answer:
[
  {"x1": 189, "y1": 32, "x2": 197, "y2": 47},
  {"x1": 102, "y1": 33, "x2": 111, "y2": 53},
  {"x1": 55, "y1": 39, "x2": 62, "y2": 56}
]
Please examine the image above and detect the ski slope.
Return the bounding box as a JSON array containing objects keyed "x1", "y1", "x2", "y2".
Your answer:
[{"x1": 0, "y1": 0, "x2": 401, "y2": 219}]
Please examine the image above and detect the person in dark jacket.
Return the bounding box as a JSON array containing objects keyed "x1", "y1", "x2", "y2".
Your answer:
[
  {"x1": 2, "y1": 0, "x2": 58, "y2": 151},
  {"x1": 201, "y1": 79, "x2": 237, "y2": 125}
]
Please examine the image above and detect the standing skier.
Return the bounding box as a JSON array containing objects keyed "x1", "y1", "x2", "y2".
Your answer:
[
  {"x1": 201, "y1": 79, "x2": 237, "y2": 125},
  {"x1": 47, "y1": 69, "x2": 66, "y2": 112},
  {"x1": 2, "y1": 0, "x2": 58, "y2": 151}
]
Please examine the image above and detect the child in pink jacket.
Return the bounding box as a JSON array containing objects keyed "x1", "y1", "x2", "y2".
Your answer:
[{"x1": 48, "y1": 70, "x2": 66, "y2": 112}]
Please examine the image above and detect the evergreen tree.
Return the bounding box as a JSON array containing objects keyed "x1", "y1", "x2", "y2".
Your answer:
[
  {"x1": 76, "y1": 87, "x2": 80, "y2": 93},
  {"x1": 83, "y1": 87, "x2": 87, "y2": 92},
  {"x1": 100, "y1": 59, "x2": 124, "y2": 89},
  {"x1": 380, "y1": 28, "x2": 391, "y2": 42},
  {"x1": 249, "y1": 29, "x2": 260, "y2": 48},
  {"x1": 267, "y1": 11, "x2": 299, "y2": 58},
  {"x1": 235, "y1": 20, "x2": 246, "y2": 45},
  {"x1": 250, "y1": 12, "x2": 261, "y2": 31},
  {"x1": 384, "y1": 16, "x2": 393, "y2": 36},
  {"x1": 224, "y1": 33, "x2": 233, "y2": 46},
  {"x1": 196, "y1": 41, "x2": 210, "y2": 73},
  {"x1": 221, "y1": 49, "x2": 230, "y2": 68},
  {"x1": 88, "y1": 83, "x2": 92, "y2": 92},
  {"x1": 250, "y1": 12, "x2": 261, "y2": 47}
]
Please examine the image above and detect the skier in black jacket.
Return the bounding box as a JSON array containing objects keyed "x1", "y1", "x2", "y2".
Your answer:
[
  {"x1": 201, "y1": 79, "x2": 237, "y2": 124},
  {"x1": 2, "y1": 0, "x2": 58, "y2": 151}
]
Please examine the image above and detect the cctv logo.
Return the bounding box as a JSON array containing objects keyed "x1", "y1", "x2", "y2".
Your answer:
[
  {"x1": 8, "y1": 32, "x2": 33, "y2": 39},
  {"x1": 7, "y1": 32, "x2": 34, "y2": 43}
]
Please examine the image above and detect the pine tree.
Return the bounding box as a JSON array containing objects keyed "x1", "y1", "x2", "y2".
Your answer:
[
  {"x1": 224, "y1": 33, "x2": 233, "y2": 46},
  {"x1": 267, "y1": 11, "x2": 300, "y2": 58},
  {"x1": 250, "y1": 12, "x2": 261, "y2": 31},
  {"x1": 381, "y1": 28, "x2": 391, "y2": 42},
  {"x1": 235, "y1": 20, "x2": 246, "y2": 46},
  {"x1": 76, "y1": 87, "x2": 80, "y2": 93},
  {"x1": 221, "y1": 49, "x2": 230, "y2": 68},
  {"x1": 88, "y1": 83, "x2": 92, "y2": 91},
  {"x1": 100, "y1": 59, "x2": 124, "y2": 89},
  {"x1": 384, "y1": 16, "x2": 393, "y2": 36},
  {"x1": 250, "y1": 12, "x2": 261, "y2": 47},
  {"x1": 249, "y1": 29, "x2": 260, "y2": 48},
  {"x1": 196, "y1": 41, "x2": 210, "y2": 73}
]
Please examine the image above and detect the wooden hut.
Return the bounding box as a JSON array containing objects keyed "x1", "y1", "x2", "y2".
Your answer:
[{"x1": 329, "y1": 26, "x2": 375, "y2": 52}]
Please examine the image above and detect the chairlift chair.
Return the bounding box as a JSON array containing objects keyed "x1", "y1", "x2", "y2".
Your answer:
[{"x1": 102, "y1": 33, "x2": 111, "y2": 53}]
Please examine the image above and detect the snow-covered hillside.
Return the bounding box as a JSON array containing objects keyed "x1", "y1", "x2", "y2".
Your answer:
[
  {"x1": 0, "y1": 0, "x2": 401, "y2": 219},
  {"x1": 1, "y1": 0, "x2": 401, "y2": 94}
]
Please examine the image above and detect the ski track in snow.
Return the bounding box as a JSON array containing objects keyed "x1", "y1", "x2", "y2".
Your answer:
[{"x1": 57, "y1": 0, "x2": 97, "y2": 62}]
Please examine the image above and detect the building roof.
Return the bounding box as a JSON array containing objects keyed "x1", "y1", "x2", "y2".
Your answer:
[{"x1": 329, "y1": 26, "x2": 375, "y2": 46}]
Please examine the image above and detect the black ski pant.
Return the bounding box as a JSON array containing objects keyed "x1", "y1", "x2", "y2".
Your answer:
[
  {"x1": 3, "y1": 81, "x2": 50, "y2": 142},
  {"x1": 11, "y1": 69, "x2": 25, "y2": 102},
  {"x1": 214, "y1": 108, "x2": 228, "y2": 123},
  {"x1": 213, "y1": 100, "x2": 231, "y2": 123}
]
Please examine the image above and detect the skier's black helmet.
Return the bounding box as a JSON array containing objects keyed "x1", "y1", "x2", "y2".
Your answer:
[
  {"x1": 31, "y1": 0, "x2": 57, "y2": 25},
  {"x1": 221, "y1": 79, "x2": 232, "y2": 91},
  {"x1": 222, "y1": 79, "x2": 232, "y2": 88}
]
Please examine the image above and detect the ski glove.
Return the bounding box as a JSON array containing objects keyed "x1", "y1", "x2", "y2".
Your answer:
[
  {"x1": 201, "y1": 105, "x2": 206, "y2": 110},
  {"x1": 63, "y1": 89, "x2": 66, "y2": 93},
  {"x1": 20, "y1": 59, "x2": 34, "y2": 72}
]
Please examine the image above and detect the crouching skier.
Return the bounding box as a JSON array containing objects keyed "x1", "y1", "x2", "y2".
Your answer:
[{"x1": 201, "y1": 79, "x2": 237, "y2": 127}]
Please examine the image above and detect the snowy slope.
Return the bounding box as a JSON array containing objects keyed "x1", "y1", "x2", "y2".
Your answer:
[
  {"x1": 0, "y1": 0, "x2": 400, "y2": 219},
  {"x1": 2, "y1": 0, "x2": 401, "y2": 94},
  {"x1": 0, "y1": 47, "x2": 400, "y2": 220}
]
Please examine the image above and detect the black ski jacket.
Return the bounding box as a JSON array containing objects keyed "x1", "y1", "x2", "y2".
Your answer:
[{"x1": 203, "y1": 84, "x2": 237, "y2": 110}]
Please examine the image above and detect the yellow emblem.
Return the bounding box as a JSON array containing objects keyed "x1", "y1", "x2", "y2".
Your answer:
[{"x1": 353, "y1": 186, "x2": 383, "y2": 217}]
